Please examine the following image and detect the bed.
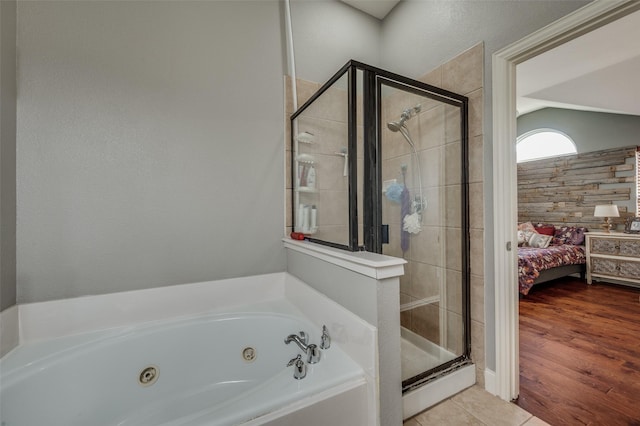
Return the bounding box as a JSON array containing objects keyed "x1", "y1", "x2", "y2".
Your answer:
[
  {"x1": 518, "y1": 244, "x2": 586, "y2": 295},
  {"x1": 517, "y1": 223, "x2": 588, "y2": 296}
]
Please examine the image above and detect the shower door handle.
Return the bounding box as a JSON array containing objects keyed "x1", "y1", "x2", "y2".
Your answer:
[{"x1": 381, "y1": 224, "x2": 389, "y2": 244}]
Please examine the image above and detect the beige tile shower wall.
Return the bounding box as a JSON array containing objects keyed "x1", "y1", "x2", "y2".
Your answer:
[
  {"x1": 285, "y1": 76, "x2": 319, "y2": 236},
  {"x1": 393, "y1": 43, "x2": 485, "y2": 385},
  {"x1": 285, "y1": 76, "x2": 360, "y2": 246},
  {"x1": 285, "y1": 75, "x2": 365, "y2": 246},
  {"x1": 301, "y1": 86, "x2": 350, "y2": 245},
  {"x1": 385, "y1": 97, "x2": 462, "y2": 352},
  {"x1": 438, "y1": 42, "x2": 485, "y2": 387}
]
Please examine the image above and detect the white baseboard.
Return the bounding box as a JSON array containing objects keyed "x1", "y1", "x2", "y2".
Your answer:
[
  {"x1": 0, "y1": 305, "x2": 19, "y2": 357},
  {"x1": 484, "y1": 368, "x2": 496, "y2": 395}
]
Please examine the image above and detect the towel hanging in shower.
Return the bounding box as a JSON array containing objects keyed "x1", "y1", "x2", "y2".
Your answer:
[{"x1": 401, "y1": 186, "x2": 410, "y2": 252}]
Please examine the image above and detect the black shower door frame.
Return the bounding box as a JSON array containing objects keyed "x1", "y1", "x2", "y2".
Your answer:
[{"x1": 290, "y1": 60, "x2": 471, "y2": 390}]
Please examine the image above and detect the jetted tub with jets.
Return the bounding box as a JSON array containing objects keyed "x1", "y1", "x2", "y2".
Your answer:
[{"x1": 0, "y1": 273, "x2": 373, "y2": 426}]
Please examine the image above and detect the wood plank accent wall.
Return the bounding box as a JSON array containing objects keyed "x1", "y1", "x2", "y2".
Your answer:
[{"x1": 518, "y1": 146, "x2": 637, "y2": 228}]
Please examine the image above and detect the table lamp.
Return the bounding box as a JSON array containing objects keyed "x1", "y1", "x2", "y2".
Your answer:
[{"x1": 594, "y1": 204, "x2": 619, "y2": 232}]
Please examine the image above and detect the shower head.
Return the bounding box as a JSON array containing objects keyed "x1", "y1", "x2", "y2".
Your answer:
[
  {"x1": 387, "y1": 120, "x2": 406, "y2": 132},
  {"x1": 387, "y1": 117, "x2": 417, "y2": 153},
  {"x1": 387, "y1": 104, "x2": 422, "y2": 133}
]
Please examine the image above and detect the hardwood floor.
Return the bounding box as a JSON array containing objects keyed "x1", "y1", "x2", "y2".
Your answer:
[{"x1": 516, "y1": 277, "x2": 640, "y2": 426}]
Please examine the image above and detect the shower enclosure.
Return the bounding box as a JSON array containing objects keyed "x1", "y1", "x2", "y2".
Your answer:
[{"x1": 290, "y1": 61, "x2": 470, "y2": 397}]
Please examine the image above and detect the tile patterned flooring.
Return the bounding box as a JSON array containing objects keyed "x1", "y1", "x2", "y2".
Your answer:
[{"x1": 404, "y1": 386, "x2": 550, "y2": 426}]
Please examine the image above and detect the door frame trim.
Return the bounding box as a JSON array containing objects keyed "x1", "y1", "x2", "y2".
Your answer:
[{"x1": 492, "y1": 0, "x2": 640, "y2": 401}]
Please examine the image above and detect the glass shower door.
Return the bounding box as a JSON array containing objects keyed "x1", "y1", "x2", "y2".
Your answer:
[
  {"x1": 378, "y1": 79, "x2": 470, "y2": 391},
  {"x1": 290, "y1": 61, "x2": 470, "y2": 392}
]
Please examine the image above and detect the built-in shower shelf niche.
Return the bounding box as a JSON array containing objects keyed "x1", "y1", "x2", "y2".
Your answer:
[
  {"x1": 296, "y1": 187, "x2": 318, "y2": 193},
  {"x1": 295, "y1": 154, "x2": 315, "y2": 164},
  {"x1": 296, "y1": 132, "x2": 315, "y2": 144},
  {"x1": 294, "y1": 144, "x2": 319, "y2": 235},
  {"x1": 295, "y1": 152, "x2": 319, "y2": 194},
  {"x1": 295, "y1": 200, "x2": 318, "y2": 234},
  {"x1": 294, "y1": 226, "x2": 318, "y2": 235}
]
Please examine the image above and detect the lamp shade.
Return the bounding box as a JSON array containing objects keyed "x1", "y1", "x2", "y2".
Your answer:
[{"x1": 594, "y1": 204, "x2": 620, "y2": 218}]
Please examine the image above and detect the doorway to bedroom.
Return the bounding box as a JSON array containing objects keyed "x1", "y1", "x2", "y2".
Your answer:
[{"x1": 511, "y1": 6, "x2": 640, "y2": 423}]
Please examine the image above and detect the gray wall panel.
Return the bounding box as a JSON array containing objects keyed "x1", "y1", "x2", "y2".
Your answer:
[
  {"x1": 1, "y1": 0, "x2": 17, "y2": 311},
  {"x1": 17, "y1": 1, "x2": 286, "y2": 303},
  {"x1": 518, "y1": 107, "x2": 640, "y2": 153}
]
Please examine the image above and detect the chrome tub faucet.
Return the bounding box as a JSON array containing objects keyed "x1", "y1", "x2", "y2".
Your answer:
[
  {"x1": 285, "y1": 331, "x2": 321, "y2": 364},
  {"x1": 284, "y1": 331, "x2": 308, "y2": 350}
]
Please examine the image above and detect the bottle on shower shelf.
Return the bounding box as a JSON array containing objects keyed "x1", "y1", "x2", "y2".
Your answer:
[
  {"x1": 306, "y1": 165, "x2": 316, "y2": 189},
  {"x1": 298, "y1": 164, "x2": 307, "y2": 187},
  {"x1": 298, "y1": 204, "x2": 305, "y2": 232},
  {"x1": 310, "y1": 205, "x2": 317, "y2": 229},
  {"x1": 303, "y1": 205, "x2": 311, "y2": 232}
]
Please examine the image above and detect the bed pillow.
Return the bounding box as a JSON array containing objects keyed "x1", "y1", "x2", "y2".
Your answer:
[
  {"x1": 518, "y1": 222, "x2": 536, "y2": 233},
  {"x1": 552, "y1": 226, "x2": 572, "y2": 245},
  {"x1": 567, "y1": 227, "x2": 587, "y2": 245},
  {"x1": 534, "y1": 225, "x2": 555, "y2": 236},
  {"x1": 552, "y1": 226, "x2": 587, "y2": 245},
  {"x1": 518, "y1": 230, "x2": 537, "y2": 246},
  {"x1": 528, "y1": 232, "x2": 553, "y2": 249}
]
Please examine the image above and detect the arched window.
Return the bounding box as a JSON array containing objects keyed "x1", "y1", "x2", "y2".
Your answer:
[{"x1": 516, "y1": 129, "x2": 577, "y2": 163}]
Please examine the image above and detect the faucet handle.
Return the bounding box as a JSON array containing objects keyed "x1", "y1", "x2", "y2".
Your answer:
[
  {"x1": 299, "y1": 331, "x2": 308, "y2": 345},
  {"x1": 320, "y1": 325, "x2": 331, "y2": 349},
  {"x1": 287, "y1": 354, "x2": 302, "y2": 367},
  {"x1": 286, "y1": 354, "x2": 306, "y2": 380}
]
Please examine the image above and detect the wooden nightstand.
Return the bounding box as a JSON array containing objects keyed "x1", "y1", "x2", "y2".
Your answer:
[{"x1": 585, "y1": 231, "x2": 640, "y2": 287}]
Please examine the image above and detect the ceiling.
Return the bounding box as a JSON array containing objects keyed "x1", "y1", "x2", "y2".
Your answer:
[
  {"x1": 340, "y1": 0, "x2": 400, "y2": 20},
  {"x1": 517, "y1": 9, "x2": 640, "y2": 117}
]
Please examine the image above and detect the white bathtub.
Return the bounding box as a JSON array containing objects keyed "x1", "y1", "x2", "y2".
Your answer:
[{"x1": 0, "y1": 273, "x2": 375, "y2": 426}]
